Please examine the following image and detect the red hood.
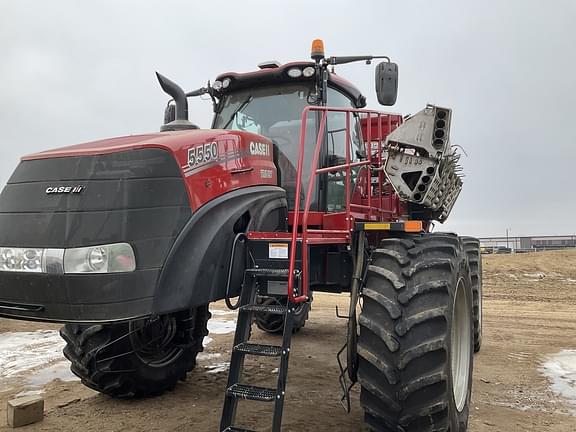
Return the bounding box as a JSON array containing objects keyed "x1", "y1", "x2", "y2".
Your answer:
[
  {"x1": 20, "y1": 128, "x2": 278, "y2": 211},
  {"x1": 22, "y1": 129, "x2": 234, "y2": 161}
]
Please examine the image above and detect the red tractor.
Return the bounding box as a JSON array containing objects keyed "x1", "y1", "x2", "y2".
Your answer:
[{"x1": 0, "y1": 40, "x2": 482, "y2": 431}]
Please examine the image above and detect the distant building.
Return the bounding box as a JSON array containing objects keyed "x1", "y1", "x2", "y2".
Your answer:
[{"x1": 479, "y1": 235, "x2": 576, "y2": 252}]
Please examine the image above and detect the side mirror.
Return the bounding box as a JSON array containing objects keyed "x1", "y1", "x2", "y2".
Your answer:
[{"x1": 375, "y1": 62, "x2": 398, "y2": 106}]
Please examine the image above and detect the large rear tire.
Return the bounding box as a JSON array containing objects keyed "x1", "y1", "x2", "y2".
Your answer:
[
  {"x1": 358, "y1": 233, "x2": 474, "y2": 432},
  {"x1": 60, "y1": 306, "x2": 210, "y2": 398},
  {"x1": 461, "y1": 236, "x2": 483, "y2": 352}
]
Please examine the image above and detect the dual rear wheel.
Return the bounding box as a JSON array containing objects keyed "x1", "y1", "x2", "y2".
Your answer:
[{"x1": 358, "y1": 233, "x2": 475, "y2": 432}]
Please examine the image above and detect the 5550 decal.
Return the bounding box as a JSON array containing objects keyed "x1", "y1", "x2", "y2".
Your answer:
[{"x1": 188, "y1": 142, "x2": 219, "y2": 167}]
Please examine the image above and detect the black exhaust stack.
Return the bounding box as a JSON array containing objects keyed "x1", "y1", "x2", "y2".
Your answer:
[{"x1": 156, "y1": 72, "x2": 198, "y2": 132}]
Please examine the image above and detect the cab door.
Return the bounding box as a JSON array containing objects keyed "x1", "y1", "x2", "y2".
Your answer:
[{"x1": 321, "y1": 87, "x2": 364, "y2": 213}]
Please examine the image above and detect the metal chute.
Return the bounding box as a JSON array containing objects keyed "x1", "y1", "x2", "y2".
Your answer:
[{"x1": 384, "y1": 104, "x2": 463, "y2": 222}]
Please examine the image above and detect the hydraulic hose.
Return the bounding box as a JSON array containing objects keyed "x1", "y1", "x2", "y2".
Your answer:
[{"x1": 225, "y1": 233, "x2": 247, "y2": 310}]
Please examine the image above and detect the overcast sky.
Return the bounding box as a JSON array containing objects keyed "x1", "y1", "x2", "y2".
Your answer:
[{"x1": 1, "y1": 0, "x2": 575, "y2": 238}]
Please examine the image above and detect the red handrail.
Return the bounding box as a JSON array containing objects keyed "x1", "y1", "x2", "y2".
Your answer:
[{"x1": 287, "y1": 106, "x2": 402, "y2": 303}]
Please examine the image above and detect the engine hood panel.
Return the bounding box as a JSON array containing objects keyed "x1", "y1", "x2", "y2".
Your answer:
[
  {"x1": 21, "y1": 130, "x2": 223, "y2": 161},
  {"x1": 21, "y1": 129, "x2": 278, "y2": 211}
]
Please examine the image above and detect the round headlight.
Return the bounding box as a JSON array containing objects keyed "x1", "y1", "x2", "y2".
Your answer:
[
  {"x1": 287, "y1": 68, "x2": 303, "y2": 78},
  {"x1": 1, "y1": 248, "x2": 17, "y2": 270},
  {"x1": 222, "y1": 78, "x2": 231, "y2": 88},
  {"x1": 212, "y1": 80, "x2": 223, "y2": 91},
  {"x1": 88, "y1": 247, "x2": 108, "y2": 272},
  {"x1": 23, "y1": 249, "x2": 41, "y2": 270},
  {"x1": 303, "y1": 66, "x2": 315, "y2": 77}
]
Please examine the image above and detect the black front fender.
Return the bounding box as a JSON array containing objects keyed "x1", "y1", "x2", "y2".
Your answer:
[{"x1": 152, "y1": 186, "x2": 287, "y2": 314}]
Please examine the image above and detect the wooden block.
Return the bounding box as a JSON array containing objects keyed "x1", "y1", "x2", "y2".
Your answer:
[{"x1": 7, "y1": 396, "x2": 44, "y2": 428}]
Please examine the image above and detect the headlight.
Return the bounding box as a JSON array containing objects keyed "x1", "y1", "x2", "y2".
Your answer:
[
  {"x1": 0, "y1": 243, "x2": 136, "y2": 274},
  {"x1": 287, "y1": 68, "x2": 302, "y2": 78},
  {"x1": 64, "y1": 243, "x2": 135, "y2": 274},
  {"x1": 302, "y1": 66, "x2": 315, "y2": 77},
  {"x1": 0, "y1": 248, "x2": 43, "y2": 273},
  {"x1": 212, "y1": 80, "x2": 223, "y2": 91}
]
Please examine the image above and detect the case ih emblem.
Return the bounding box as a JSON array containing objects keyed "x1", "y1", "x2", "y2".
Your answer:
[
  {"x1": 45, "y1": 185, "x2": 85, "y2": 195},
  {"x1": 249, "y1": 141, "x2": 270, "y2": 156}
]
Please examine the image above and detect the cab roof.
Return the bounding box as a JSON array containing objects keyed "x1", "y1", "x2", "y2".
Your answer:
[{"x1": 215, "y1": 61, "x2": 366, "y2": 108}]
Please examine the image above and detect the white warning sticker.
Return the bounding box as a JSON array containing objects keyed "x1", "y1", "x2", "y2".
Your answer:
[{"x1": 269, "y1": 243, "x2": 289, "y2": 259}]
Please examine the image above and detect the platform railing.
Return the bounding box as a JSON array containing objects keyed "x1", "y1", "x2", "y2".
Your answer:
[{"x1": 288, "y1": 106, "x2": 402, "y2": 303}]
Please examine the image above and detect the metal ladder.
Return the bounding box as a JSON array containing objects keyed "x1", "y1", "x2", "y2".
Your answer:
[{"x1": 220, "y1": 267, "x2": 296, "y2": 432}]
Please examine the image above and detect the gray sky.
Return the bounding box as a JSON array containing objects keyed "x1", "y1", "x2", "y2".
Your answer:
[{"x1": 1, "y1": 0, "x2": 575, "y2": 238}]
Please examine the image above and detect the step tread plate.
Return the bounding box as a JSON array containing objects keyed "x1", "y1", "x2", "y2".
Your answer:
[
  {"x1": 240, "y1": 304, "x2": 288, "y2": 315},
  {"x1": 234, "y1": 342, "x2": 283, "y2": 357},
  {"x1": 245, "y1": 268, "x2": 290, "y2": 279},
  {"x1": 227, "y1": 383, "x2": 278, "y2": 402}
]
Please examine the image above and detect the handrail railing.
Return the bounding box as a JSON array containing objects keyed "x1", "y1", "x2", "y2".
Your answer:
[{"x1": 287, "y1": 106, "x2": 403, "y2": 303}]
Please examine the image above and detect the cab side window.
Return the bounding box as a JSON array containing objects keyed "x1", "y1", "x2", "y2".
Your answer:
[{"x1": 325, "y1": 88, "x2": 363, "y2": 211}]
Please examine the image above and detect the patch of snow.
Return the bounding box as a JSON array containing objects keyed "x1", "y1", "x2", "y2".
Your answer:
[
  {"x1": 0, "y1": 330, "x2": 65, "y2": 379},
  {"x1": 208, "y1": 319, "x2": 236, "y2": 335},
  {"x1": 26, "y1": 361, "x2": 78, "y2": 387},
  {"x1": 197, "y1": 352, "x2": 222, "y2": 361},
  {"x1": 210, "y1": 309, "x2": 237, "y2": 317},
  {"x1": 541, "y1": 350, "x2": 576, "y2": 415},
  {"x1": 205, "y1": 362, "x2": 229, "y2": 374},
  {"x1": 16, "y1": 389, "x2": 45, "y2": 398},
  {"x1": 202, "y1": 315, "x2": 236, "y2": 346}
]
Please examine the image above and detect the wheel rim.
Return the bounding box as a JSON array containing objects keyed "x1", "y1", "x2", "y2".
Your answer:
[
  {"x1": 129, "y1": 315, "x2": 183, "y2": 367},
  {"x1": 451, "y1": 277, "x2": 472, "y2": 412}
]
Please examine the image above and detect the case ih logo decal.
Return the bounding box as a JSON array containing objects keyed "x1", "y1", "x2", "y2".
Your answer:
[
  {"x1": 249, "y1": 141, "x2": 270, "y2": 157},
  {"x1": 45, "y1": 185, "x2": 85, "y2": 195},
  {"x1": 188, "y1": 141, "x2": 219, "y2": 168}
]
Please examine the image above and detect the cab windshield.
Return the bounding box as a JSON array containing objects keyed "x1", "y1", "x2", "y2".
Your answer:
[
  {"x1": 213, "y1": 83, "x2": 315, "y2": 135},
  {"x1": 213, "y1": 83, "x2": 363, "y2": 212},
  {"x1": 213, "y1": 83, "x2": 318, "y2": 208}
]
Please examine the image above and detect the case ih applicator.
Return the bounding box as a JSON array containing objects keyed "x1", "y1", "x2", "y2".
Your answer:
[{"x1": 0, "y1": 40, "x2": 482, "y2": 431}]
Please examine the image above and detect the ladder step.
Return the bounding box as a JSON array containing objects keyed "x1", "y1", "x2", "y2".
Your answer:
[
  {"x1": 234, "y1": 342, "x2": 283, "y2": 357},
  {"x1": 239, "y1": 304, "x2": 288, "y2": 315},
  {"x1": 227, "y1": 383, "x2": 278, "y2": 402},
  {"x1": 223, "y1": 427, "x2": 257, "y2": 432},
  {"x1": 245, "y1": 268, "x2": 290, "y2": 279}
]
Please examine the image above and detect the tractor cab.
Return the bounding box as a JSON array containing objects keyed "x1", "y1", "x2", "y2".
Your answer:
[
  {"x1": 159, "y1": 41, "x2": 399, "y2": 215},
  {"x1": 210, "y1": 62, "x2": 366, "y2": 211}
]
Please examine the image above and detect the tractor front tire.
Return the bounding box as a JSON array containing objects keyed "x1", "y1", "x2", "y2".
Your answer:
[
  {"x1": 358, "y1": 233, "x2": 474, "y2": 432},
  {"x1": 461, "y1": 236, "x2": 483, "y2": 352},
  {"x1": 60, "y1": 306, "x2": 210, "y2": 398}
]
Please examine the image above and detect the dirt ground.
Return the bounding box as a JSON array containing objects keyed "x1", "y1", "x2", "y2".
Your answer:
[{"x1": 1, "y1": 250, "x2": 576, "y2": 431}]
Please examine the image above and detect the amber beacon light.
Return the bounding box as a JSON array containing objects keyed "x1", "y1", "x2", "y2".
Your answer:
[{"x1": 311, "y1": 39, "x2": 325, "y2": 61}]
